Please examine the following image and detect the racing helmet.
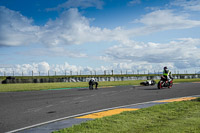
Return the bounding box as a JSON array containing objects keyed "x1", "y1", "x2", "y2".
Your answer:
[{"x1": 164, "y1": 66, "x2": 168, "y2": 72}]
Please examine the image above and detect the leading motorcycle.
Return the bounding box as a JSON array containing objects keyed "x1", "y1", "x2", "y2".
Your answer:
[{"x1": 157, "y1": 76, "x2": 173, "y2": 89}]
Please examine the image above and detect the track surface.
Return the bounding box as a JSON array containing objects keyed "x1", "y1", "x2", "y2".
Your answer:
[{"x1": 0, "y1": 82, "x2": 200, "y2": 133}]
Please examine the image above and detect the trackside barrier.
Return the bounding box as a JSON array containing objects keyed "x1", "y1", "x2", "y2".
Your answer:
[{"x1": 1, "y1": 74, "x2": 200, "y2": 84}]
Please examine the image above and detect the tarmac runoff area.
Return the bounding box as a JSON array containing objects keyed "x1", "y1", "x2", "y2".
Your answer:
[{"x1": 7, "y1": 95, "x2": 199, "y2": 133}]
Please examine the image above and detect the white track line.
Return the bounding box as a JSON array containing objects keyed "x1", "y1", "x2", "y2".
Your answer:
[{"x1": 6, "y1": 94, "x2": 200, "y2": 133}]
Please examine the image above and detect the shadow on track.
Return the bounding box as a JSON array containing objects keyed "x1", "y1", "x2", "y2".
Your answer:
[
  {"x1": 143, "y1": 87, "x2": 171, "y2": 90},
  {"x1": 144, "y1": 88, "x2": 160, "y2": 91},
  {"x1": 77, "y1": 88, "x2": 89, "y2": 91}
]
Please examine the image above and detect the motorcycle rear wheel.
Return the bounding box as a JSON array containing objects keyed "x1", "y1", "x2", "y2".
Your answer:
[{"x1": 157, "y1": 81, "x2": 162, "y2": 89}]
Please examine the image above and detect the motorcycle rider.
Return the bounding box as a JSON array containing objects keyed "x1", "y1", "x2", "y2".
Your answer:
[
  {"x1": 163, "y1": 66, "x2": 173, "y2": 85},
  {"x1": 89, "y1": 78, "x2": 98, "y2": 90}
]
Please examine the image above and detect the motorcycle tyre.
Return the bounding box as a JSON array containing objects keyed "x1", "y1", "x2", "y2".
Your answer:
[
  {"x1": 168, "y1": 82, "x2": 173, "y2": 88},
  {"x1": 157, "y1": 81, "x2": 162, "y2": 89}
]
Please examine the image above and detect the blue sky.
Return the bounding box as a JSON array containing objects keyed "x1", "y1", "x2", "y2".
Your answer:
[{"x1": 0, "y1": 0, "x2": 200, "y2": 76}]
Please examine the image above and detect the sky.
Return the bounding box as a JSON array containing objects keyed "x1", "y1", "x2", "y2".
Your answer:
[{"x1": 0, "y1": 0, "x2": 200, "y2": 76}]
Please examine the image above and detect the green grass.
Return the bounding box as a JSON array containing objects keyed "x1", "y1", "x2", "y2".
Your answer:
[
  {"x1": 53, "y1": 98, "x2": 200, "y2": 133},
  {"x1": 0, "y1": 80, "x2": 141, "y2": 92},
  {"x1": 172, "y1": 78, "x2": 200, "y2": 83},
  {"x1": 0, "y1": 82, "x2": 88, "y2": 92},
  {"x1": 0, "y1": 78, "x2": 200, "y2": 92}
]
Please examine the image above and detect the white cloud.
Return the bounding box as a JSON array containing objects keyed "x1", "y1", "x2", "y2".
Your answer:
[
  {"x1": 40, "y1": 8, "x2": 103, "y2": 46},
  {"x1": 102, "y1": 38, "x2": 200, "y2": 70},
  {"x1": 0, "y1": 6, "x2": 39, "y2": 46},
  {"x1": 171, "y1": 0, "x2": 200, "y2": 11},
  {"x1": 1, "y1": 6, "x2": 200, "y2": 72},
  {"x1": 1, "y1": 6, "x2": 200, "y2": 48},
  {"x1": 40, "y1": 9, "x2": 200, "y2": 46},
  {"x1": 38, "y1": 8, "x2": 132, "y2": 46},
  {"x1": 111, "y1": 62, "x2": 174, "y2": 73},
  {"x1": 0, "y1": 7, "x2": 122, "y2": 47},
  {"x1": 0, "y1": 62, "x2": 80, "y2": 76},
  {"x1": 0, "y1": 62, "x2": 118, "y2": 76},
  {"x1": 133, "y1": 10, "x2": 200, "y2": 31},
  {"x1": 38, "y1": 62, "x2": 50, "y2": 72},
  {"x1": 0, "y1": 62, "x2": 147, "y2": 76},
  {"x1": 1, "y1": 41, "x2": 200, "y2": 77},
  {"x1": 46, "y1": 0, "x2": 104, "y2": 11},
  {"x1": 38, "y1": 9, "x2": 200, "y2": 48},
  {"x1": 19, "y1": 46, "x2": 87, "y2": 58}
]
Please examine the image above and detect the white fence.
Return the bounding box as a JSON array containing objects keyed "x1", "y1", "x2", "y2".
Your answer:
[{"x1": 0, "y1": 69, "x2": 199, "y2": 77}]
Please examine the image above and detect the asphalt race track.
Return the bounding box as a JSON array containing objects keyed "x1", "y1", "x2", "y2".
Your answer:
[{"x1": 0, "y1": 82, "x2": 200, "y2": 133}]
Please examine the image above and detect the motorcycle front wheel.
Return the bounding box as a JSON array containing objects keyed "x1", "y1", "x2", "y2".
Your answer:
[{"x1": 168, "y1": 81, "x2": 173, "y2": 88}]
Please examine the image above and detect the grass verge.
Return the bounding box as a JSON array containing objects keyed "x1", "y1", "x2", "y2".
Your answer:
[
  {"x1": 53, "y1": 98, "x2": 200, "y2": 133},
  {"x1": 0, "y1": 80, "x2": 143, "y2": 92},
  {"x1": 0, "y1": 78, "x2": 200, "y2": 92}
]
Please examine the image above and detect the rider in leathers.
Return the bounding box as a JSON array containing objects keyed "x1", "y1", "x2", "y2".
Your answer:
[{"x1": 163, "y1": 66, "x2": 173, "y2": 85}]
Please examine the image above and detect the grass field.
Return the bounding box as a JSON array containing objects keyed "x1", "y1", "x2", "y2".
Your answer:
[
  {"x1": 53, "y1": 98, "x2": 200, "y2": 133},
  {"x1": 0, "y1": 78, "x2": 200, "y2": 92}
]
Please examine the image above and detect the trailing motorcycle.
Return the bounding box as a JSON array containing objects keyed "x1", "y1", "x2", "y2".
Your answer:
[{"x1": 157, "y1": 76, "x2": 173, "y2": 89}]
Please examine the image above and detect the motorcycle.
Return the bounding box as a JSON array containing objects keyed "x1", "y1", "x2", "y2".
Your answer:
[
  {"x1": 157, "y1": 76, "x2": 173, "y2": 89},
  {"x1": 140, "y1": 80, "x2": 156, "y2": 86}
]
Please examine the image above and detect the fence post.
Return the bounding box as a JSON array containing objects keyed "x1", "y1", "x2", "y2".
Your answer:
[{"x1": 70, "y1": 71, "x2": 72, "y2": 76}]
